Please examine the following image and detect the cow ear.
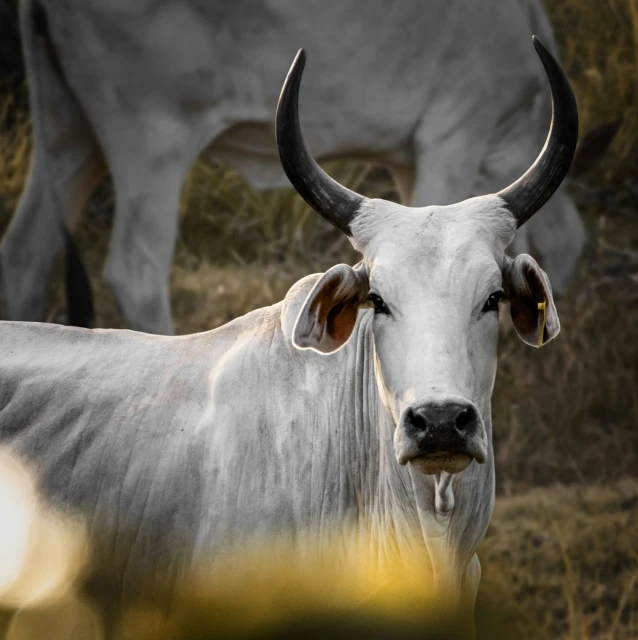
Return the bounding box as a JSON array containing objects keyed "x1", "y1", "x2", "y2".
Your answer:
[
  {"x1": 293, "y1": 264, "x2": 369, "y2": 354},
  {"x1": 505, "y1": 254, "x2": 560, "y2": 348}
]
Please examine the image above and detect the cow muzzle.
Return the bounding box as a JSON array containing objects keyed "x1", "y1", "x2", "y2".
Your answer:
[{"x1": 394, "y1": 400, "x2": 488, "y2": 475}]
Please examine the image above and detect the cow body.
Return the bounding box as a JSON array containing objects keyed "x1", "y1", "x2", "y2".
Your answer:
[
  {"x1": 0, "y1": 0, "x2": 584, "y2": 333},
  {"x1": 0, "y1": 269, "x2": 492, "y2": 601}
]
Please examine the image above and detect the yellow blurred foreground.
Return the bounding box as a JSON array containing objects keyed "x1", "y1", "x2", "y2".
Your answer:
[
  {"x1": 0, "y1": 448, "x2": 488, "y2": 640},
  {"x1": 0, "y1": 450, "x2": 98, "y2": 640},
  {"x1": 1, "y1": 450, "x2": 636, "y2": 639}
]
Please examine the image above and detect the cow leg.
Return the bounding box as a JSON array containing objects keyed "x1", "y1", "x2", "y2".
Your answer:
[
  {"x1": 389, "y1": 165, "x2": 415, "y2": 205},
  {"x1": 103, "y1": 157, "x2": 191, "y2": 335},
  {"x1": 0, "y1": 7, "x2": 106, "y2": 322},
  {"x1": 93, "y1": 99, "x2": 223, "y2": 334},
  {"x1": 0, "y1": 133, "x2": 105, "y2": 322}
]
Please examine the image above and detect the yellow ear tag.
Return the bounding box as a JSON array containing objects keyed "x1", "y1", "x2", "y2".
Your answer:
[{"x1": 537, "y1": 301, "x2": 547, "y2": 348}]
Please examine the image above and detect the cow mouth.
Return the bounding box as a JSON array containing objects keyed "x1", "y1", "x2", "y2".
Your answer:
[
  {"x1": 393, "y1": 404, "x2": 489, "y2": 475},
  {"x1": 407, "y1": 451, "x2": 474, "y2": 475}
]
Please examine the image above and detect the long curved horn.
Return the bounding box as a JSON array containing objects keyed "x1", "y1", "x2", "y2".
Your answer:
[
  {"x1": 498, "y1": 36, "x2": 578, "y2": 228},
  {"x1": 276, "y1": 49, "x2": 365, "y2": 236}
]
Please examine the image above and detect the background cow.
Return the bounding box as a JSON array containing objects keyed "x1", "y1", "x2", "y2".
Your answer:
[{"x1": 0, "y1": 0, "x2": 586, "y2": 334}]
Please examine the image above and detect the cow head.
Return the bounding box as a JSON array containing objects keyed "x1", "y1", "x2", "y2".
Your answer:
[{"x1": 277, "y1": 37, "x2": 575, "y2": 476}]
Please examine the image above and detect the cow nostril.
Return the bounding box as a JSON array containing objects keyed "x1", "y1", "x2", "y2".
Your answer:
[
  {"x1": 455, "y1": 408, "x2": 473, "y2": 430},
  {"x1": 411, "y1": 411, "x2": 428, "y2": 432}
]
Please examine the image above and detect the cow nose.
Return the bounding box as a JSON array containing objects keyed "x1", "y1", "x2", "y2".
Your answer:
[{"x1": 407, "y1": 401, "x2": 479, "y2": 435}]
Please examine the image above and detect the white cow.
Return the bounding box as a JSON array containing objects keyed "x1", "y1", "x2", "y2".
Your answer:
[
  {"x1": 0, "y1": 37, "x2": 574, "y2": 630},
  {"x1": 0, "y1": 0, "x2": 584, "y2": 334}
]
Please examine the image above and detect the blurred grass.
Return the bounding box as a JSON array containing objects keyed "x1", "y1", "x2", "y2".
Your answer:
[
  {"x1": 1, "y1": 1, "x2": 638, "y2": 638},
  {"x1": 479, "y1": 479, "x2": 638, "y2": 639}
]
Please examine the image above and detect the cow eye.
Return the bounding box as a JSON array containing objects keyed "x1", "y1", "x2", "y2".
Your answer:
[
  {"x1": 482, "y1": 291, "x2": 504, "y2": 313},
  {"x1": 368, "y1": 293, "x2": 390, "y2": 314}
]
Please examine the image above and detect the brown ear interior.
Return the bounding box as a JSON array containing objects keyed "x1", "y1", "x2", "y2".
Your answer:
[
  {"x1": 507, "y1": 255, "x2": 559, "y2": 347},
  {"x1": 293, "y1": 265, "x2": 369, "y2": 354},
  {"x1": 326, "y1": 299, "x2": 360, "y2": 346}
]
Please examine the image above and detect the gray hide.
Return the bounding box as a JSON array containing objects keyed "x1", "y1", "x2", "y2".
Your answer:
[{"x1": 0, "y1": 0, "x2": 584, "y2": 334}]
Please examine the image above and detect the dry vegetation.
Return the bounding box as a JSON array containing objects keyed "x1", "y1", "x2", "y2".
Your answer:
[
  {"x1": 479, "y1": 479, "x2": 638, "y2": 639},
  {"x1": 0, "y1": 0, "x2": 637, "y2": 638}
]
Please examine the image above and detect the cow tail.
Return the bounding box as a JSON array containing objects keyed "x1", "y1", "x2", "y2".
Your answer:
[{"x1": 21, "y1": 0, "x2": 94, "y2": 328}]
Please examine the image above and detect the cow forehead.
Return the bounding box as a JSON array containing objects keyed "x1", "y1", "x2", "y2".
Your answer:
[
  {"x1": 369, "y1": 246, "x2": 502, "y2": 294},
  {"x1": 352, "y1": 195, "x2": 516, "y2": 287}
]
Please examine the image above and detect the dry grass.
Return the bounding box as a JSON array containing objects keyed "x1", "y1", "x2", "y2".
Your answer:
[
  {"x1": 492, "y1": 246, "x2": 638, "y2": 490},
  {"x1": 478, "y1": 479, "x2": 638, "y2": 639}
]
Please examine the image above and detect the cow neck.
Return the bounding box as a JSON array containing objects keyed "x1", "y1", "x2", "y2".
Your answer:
[{"x1": 346, "y1": 312, "x2": 425, "y2": 553}]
